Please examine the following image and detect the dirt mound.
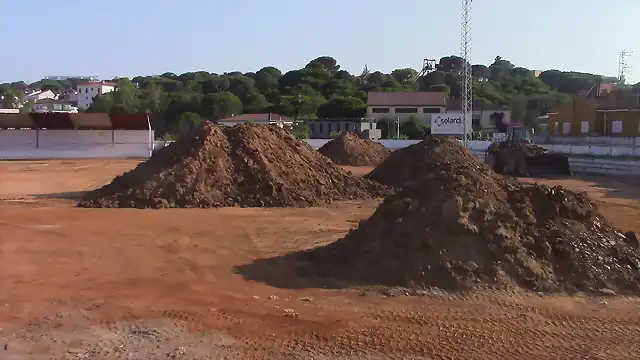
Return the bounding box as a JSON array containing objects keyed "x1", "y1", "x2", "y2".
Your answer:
[
  {"x1": 78, "y1": 122, "x2": 389, "y2": 208},
  {"x1": 302, "y1": 136, "x2": 640, "y2": 294},
  {"x1": 366, "y1": 137, "x2": 458, "y2": 188},
  {"x1": 318, "y1": 132, "x2": 391, "y2": 166}
]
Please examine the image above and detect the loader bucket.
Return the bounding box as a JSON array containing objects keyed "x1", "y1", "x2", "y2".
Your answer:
[{"x1": 524, "y1": 153, "x2": 572, "y2": 177}]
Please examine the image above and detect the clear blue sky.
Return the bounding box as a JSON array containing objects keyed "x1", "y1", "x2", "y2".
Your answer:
[{"x1": 2, "y1": 0, "x2": 638, "y2": 84}]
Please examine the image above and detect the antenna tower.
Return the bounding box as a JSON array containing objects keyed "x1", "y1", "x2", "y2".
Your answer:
[
  {"x1": 618, "y1": 50, "x2": 631, "y2": 85},
  {"x1": 461, "y1": 0, "x2": 472, "y2": 146}
]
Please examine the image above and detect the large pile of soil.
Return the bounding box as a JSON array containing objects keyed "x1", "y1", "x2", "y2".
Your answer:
[
  {"x1": 366, "y1": 137, "x2": 462, "y2": 188},
  {"x1": 303, "y1": 137, "x2": 640, "y2": 294},
  {"x1": 318, "y1": 132, "x2": 391, "y2": 166},
  {"x1": 78, "y1": 122, "x2": 389, "y2": 208}
]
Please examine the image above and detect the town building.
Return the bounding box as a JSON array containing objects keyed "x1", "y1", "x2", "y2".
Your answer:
[
  {"x1": 366, "y1": 91, "x2": 448, "y2": 124},
  {"x1": 26, "y1": 89, "x2": 56, "y2": 102},
  {"x1": 548, "y1": 97, "x2": 640, "y2": 137},
  {"x1": 61, "y1": 90, "x2": 79, "y2": 105},
  {"x1": 76, "y1": 82, "x2": 117, "y2": 110},
  {"x1": 33, "y1": 99, "x2": 78, "y2": 113},
  {"x1": 446, "y1": 99, "x2": 513, "y2": 132}
]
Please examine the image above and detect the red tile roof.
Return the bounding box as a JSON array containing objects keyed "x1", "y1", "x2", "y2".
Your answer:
[
  {"x1": 367, "y1": 92, "x2": 448, "y2": 106},
  {"x1": 216, "y1": 113, "x2": 292, "y2": 122},
  {"x1": 447, "y1": 98, "x2": 511, "y2": 111}
]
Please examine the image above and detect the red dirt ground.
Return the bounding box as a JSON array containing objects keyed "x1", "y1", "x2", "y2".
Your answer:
[{"x1": 1, "y1": 160, "x2": 640, "y2": 359}]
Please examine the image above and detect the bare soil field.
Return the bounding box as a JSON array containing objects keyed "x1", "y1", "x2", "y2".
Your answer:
[{"x1": 0, "y1": 159, "x2": 639, "y2": 359}]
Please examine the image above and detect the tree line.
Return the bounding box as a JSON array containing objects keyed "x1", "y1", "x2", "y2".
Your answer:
[{"x1": 1, "y1": 55, "x2": 635, "y2": 137}]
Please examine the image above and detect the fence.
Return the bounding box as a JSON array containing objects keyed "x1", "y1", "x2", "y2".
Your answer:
[{"x1": 0, "y1": 113, "x2": 154, "y2": 160}]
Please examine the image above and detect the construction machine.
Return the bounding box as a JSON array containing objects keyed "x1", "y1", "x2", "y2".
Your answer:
[{"x1": 484, "y1": 126, "x2": 571, "y2": 177}]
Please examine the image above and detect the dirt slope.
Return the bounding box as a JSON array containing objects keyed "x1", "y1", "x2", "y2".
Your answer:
[
  {"x1": 304, "y1": 136, "x2": 640, "y2": 294},
  {"x1": 78, "y1": 122, "x2": 389, "y2": 208},
  {"x1": 318, "y1": 132, "x2": 391, "y2": 166}
]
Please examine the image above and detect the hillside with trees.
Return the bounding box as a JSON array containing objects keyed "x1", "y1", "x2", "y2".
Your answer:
[{"x1": 1, "y1": 55, "x2": 634, "y2": 137}]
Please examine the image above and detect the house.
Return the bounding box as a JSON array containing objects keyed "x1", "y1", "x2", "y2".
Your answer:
[
  {"x1": 26, "y1": 89, "x2": 56, "y2": 101},
  {"x1": 76, "y1": 82, "x2": 117, "y2": 110},
  {"x1": 34, "y1": 99, "x2": 78, "y2": 113},
  {"x1": 446, "y1": 99, "x2": 512, "y2": 132},
  {"x1": 61, "y1": 90, "x2": 79, "y2": 105},
  {"x1": 307, "y1": 119, "x2": 382, "y2": 140},
  {"x1": 366, "y1": 92, "x2": 448, "y2": 124},
  {"x1": 215, "y1": 113, "x2": 293, "y2": 128}
]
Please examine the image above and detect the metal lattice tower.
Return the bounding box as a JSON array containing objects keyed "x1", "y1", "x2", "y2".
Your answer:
[
  {"x1": 618, "y1": 50, "x2": 631, "y2": 85},
  {"x1": 461, "y1": 0, "x2": 473, "y2": 146}
]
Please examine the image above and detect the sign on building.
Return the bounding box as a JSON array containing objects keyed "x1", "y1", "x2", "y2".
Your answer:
[{"x1": 430, "y1": 113, "x2": 472, "y2": 135}]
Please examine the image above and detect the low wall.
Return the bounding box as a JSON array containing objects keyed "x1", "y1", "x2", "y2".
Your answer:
[
  {"x1": 0, "y1": 130, "x2": 153, "y2": 160},
  {"x1": 547, "y1": 136, "x2": 640, "y2": 147},
  {"x1": 152, "y1": 138, "x2": 640, "y2": 177}
]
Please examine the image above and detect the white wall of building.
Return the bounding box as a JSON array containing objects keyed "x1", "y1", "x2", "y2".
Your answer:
[
  {"x1": 0, "y1": 129, "x2": 152, "y2": 159},
  {"x1": 76, "y1": 84, "x2": 116, "y2": 110},
  {"x1": 26, "y1": 90, "x2": 56, "y2": 101}
]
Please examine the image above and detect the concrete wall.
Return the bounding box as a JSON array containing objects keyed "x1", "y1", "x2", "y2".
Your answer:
[
  {"x1": 0, "y1": 129, "x2": 153, "y2": 159},
  {"x1": 547, "y1": 136, "x2": 640, "y2": 146}
]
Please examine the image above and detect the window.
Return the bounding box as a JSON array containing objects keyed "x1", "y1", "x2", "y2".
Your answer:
[
  {"x1": 85, "y1": 88, "x2": 88, "y2": 93},
  {"x1": 371, "y1": 107, "x2": 390, "y2": 113},
  {"x1": 395, "y1": 107, "x2": 418, "y2": 114},
  {"x1": 319, "y1": 123, "x2": 323, "y2": 133},
  {"x1": 310, "y1": 122, "x2": 315, "y2": 133},
  {"x1": 472, "y1": 118, "x2": 481, "y2": 131},
  {"x1": 345, "y1": 123, "x2": 350, "y2": 132},
  {"x1": 423, "y1": 107, "x2": 441, "y2": 113},
  {"x1": 612, "y1": 120, "x2": 623, "y2": 133},
  {"x1": 580, "y1": 121, "x2": 589, "y2": 133}
]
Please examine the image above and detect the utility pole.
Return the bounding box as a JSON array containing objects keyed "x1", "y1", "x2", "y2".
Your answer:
[
  {"x1": 618, "y1": 50, "x2": 631, "y2": 85},
  {"x1": 461, "y1": 0, "x2": 473, "y2": 146}
]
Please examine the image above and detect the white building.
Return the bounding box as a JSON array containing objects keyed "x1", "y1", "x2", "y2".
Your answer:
[
  {"x1": 26, "y1": 89, "x2": 56, "y2": 101},
  {"x1": 76, "y1": 82, "x2": 116, "y2": 110},
  {"x1": 34, "y1": 99, "x2": 79, "y2": 113},
  {"x1": 216, "y1": 113, "x2": 293, "y2": 128}
]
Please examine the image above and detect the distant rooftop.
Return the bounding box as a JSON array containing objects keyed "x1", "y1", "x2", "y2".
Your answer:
[{"x1": 367, "y1": 92, "x2": 448, "y2": 106}]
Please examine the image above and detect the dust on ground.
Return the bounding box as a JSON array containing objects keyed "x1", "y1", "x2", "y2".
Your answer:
[{"x1": 0, "y1": 159, "x2": 639, "y2": 359}]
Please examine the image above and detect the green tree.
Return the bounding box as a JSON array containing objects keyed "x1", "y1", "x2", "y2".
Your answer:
[
  {"x1": 3, "y1": 53, "x2": 618, "y2": 138},
  {"x1": 200, "y1": 91, "x2": 243, "y2": 120},
  {"x1": 316, "y1": 96, "x2": 366, "y2": 118},
  {"x1": 291, "y1": 120, "x2": 310, "y2": 139},
  {"x1": 179, "y1": 112, "x2": 201, "y2": 133},
  {"x1": 399, "y1": 117, "x2": 430, "y2": 140}
]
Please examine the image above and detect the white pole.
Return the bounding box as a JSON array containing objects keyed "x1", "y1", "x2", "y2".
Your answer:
[{"x1": 397, "y1": 117, "x2": 400, "y2": 138}]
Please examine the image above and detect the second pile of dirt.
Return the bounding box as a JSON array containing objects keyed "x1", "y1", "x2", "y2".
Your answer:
[
  {"x1": 301, "y1": 137, "x2": 640, "y2": 294},
  {"x1": 78, "y1": 122, "x2": 389, "y2": 209},
  {"x1": 318, "y1": 132, "x2": 391, "y2": 166}
]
